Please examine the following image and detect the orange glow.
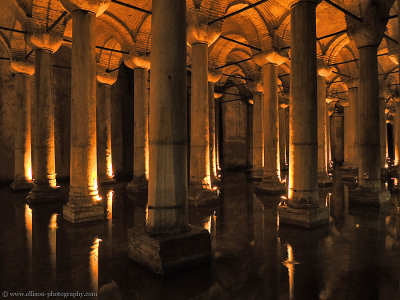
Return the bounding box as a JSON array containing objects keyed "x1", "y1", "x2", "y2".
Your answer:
[
  {"x1": 90, "y1": 238, "x2": 101, "y2": 292},
  {"x1": 26, "y1": 160, "x2": 32, "y2": 181},
  {"x1": 25, "y1": 204, "x2": 32, "y2": 274},
  {"x1": 49, "y1": 213, "x2": 58, "y2": 229},
  {"x1": 145, "y1": 144, "x2": 149, "y2": 180},
  {"x1": 283, "y1": 244, "x2": 299, "y2": 300},
  {"x1": 106, "y1": 158, "x2": 113, "y2": 178},
  {"x1": 107, "y1": 190, "x2": 113, "y2": 218},
  {"x1": 203, "y1": 216, "x2": 212, "y2": 233},
  {"x1": 394, "y1": 178, "x2": 398, "y2": 186},
  {"x1": 48, "y1": 214, "x2": 57, "y2": 275}
]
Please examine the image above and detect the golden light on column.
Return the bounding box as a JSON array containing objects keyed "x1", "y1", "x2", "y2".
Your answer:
[
  {"x1": 90, "y1": 238, "x2": 101, "y2": 293},
  {"x1": 24, "y1": 204, "x2": 32, "y2": 276},
  {"x1": 283, "y1": 243, "x2": 299, "y2": 300},
  {"x1": 48, "y1": 213, "x2": 57, "y2": 275},
  {"x1": 203, "y1": 216, "x2": 212, "y2": 233}
]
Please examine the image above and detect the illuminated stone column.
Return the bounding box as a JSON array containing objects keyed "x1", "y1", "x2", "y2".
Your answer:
[
  {"x1": 125, "y1": 56, "x2": 150, "y2": 193},
  {"x1": 10, "y1": 61, "x2": 34, "y2": 190},
  {"x1": 395, "y1": 101, "x2": 400, "y2": 165},
  {"x1": 208, "y1": 69, "x2": 222, "y2": 185},
  {"x1": 345, "y1": 5, "x2": 390, "y2": 205},
  {"x1": 278, "y1": 0, "x2": 329, "y2": 228},
  {"x1": 279, "y1": 103, "x2": 289, "y2": 170},
  {"x1": 343, "y1": 80, "x2": 359, "y2": 171},
  {"x1": 27, "y1": 33, "x2": 63, "y2": 202},
  {"x1": 96, "y1": 65, "x2": 117, "y2": 184},
  {"x1": 60, "y1": 0, "x2": 111, "y2": 222},
  {"x1": 379, "y1": 95, "x2": 387, "y2": 170},
  {"x1": 128, "y1": 0, "x2": 211, "y2": 276},
  {"x1": 187, "y1": 23, "x2": 220, "y2": 205},
  {"x1": 253, "y1": 50, "x2": 288, "y2": 193},
  {"x1": 316, "y1": 68, "x2": 332, "y2": 185},
  {"x1": 249, "y1": 80, "x2": 264, "y2": 179}
]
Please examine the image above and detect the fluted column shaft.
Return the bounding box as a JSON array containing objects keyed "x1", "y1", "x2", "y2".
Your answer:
[
  {"x1": 97, "y1": 83, "x2": 113, "y2": 182},
  {"x1": 288, "y1": 0, "x2": 318, "y2": 206},
  {"x1": 190, "y1": 43, "x2": 211, "y2": 189},
  {"x1": 31, "y1": 49, "x2": 57, "y2": 193},
  {"x1": 358, "y1": 45, "x2": 380, "y2": 190},
  {"x1": 12, "y1": 73, "x2": 33, "y2": 190},
  {"x1": 344, "y1": 87, "x2": 358, "y2": 169},
  {"x1": 317, "y1": 76, "x2": 329, "y2": 182},
  {"x1": 263, "y1": 63, "x2": 281, "y2": 183},
  {"x1": 395, "y1": 102, "x2": 400, "y2": 165},
  {"x1": 147, "y1": 0, "x2": 188, "y2": 233},
  {"x1": 379, "y1": 97, "x2": 387, "y2": 169},
  {"x1": 253, "y1": 92, "x2": 264, "y2": 177}
]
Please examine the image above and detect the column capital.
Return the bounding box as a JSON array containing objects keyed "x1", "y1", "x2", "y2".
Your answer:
[
  {"x1": 317, "y1": 59, "x2": 334, "y2": 78},
  {"x1": 96, "y1": 64, "x2": 118, "y2": 86},
  {"x1": 124, "y1": 54, "x2": 151, "y2": 70},
  {"x1": 10, "y1": 59, "x2": 35, "y2": 76},
  {"x1": 59, "y1": 0, "x2": 111, "y2": 16},
  {"x1": 208, "y1": 68, "x2": 222, "y2": 83},
  {"x1": 28, "y1": 32, "x2": 63, "y2": 53},
  {"x1": 187, "y1": 23, "x2": 220, "y2": 46},
  {"x1": 253, "y1": 49, "x2": 288, "y2": 67},
  {"x1": 247, "y1": 80, "x2": 263, "y2": 93},
  {"x1": 345, "y1": 4, "x2": 389, "y2": 48},
  {"x1": 288, "y1": 0, "x2": 320, "y2": 9}
]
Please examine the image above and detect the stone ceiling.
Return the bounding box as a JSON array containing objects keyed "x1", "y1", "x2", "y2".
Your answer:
[{"x1": 0, "y1": 0, "x2": 399, "y2": 110}]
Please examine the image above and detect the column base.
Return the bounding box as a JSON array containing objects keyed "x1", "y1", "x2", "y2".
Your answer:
[
  {"x1": 126, "y1": 177, "x2": 148, "y2": 193},
  {"x1": 318, "y1": 172, "x2": 332, "y2": 187},
  {"x1": 254, "y1": 178, "x2": 286, "y2": 195},
  {"x1": 346, "y1": 187, "x2": 391, "y2": 207},
  {"x1": 98, "y1": 177, "x2": 116, "y2": 185},
  {"x1": 340, "y1": 167, "x2": 358, "y2": 182},
  {"x1": 11, "y1": 180, "x2": 33, "y2": 191},
  {"x1": 27, "y1": 185, "x2": 62, "y2": 204},
  {"x1": 188, "y1": 184, "x2": 219, "y2": 207},
  {"x1": 277, "y1": 203, "x2": 329, "y2": 228},
  {"x1": 250, "y1": 169, "x2": 264, "y2": 181},
  {"x1": 63, "y1": 197, "x2": 104, "y2": 223},
  {"x1": 128, "y1": 225, "x2": 211, "y2": 276}
]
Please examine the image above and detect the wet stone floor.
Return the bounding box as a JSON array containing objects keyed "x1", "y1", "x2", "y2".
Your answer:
[{"x1": 0, "y1": 170, "x2": 399, "y2": 299}]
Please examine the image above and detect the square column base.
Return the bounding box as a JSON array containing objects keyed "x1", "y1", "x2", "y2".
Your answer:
[
  {"x1": 318, "y1": 172, "x2": 332, "y2": 187},
  {"x1": 11, "y1": 180, "x2": 33, "y2": 191},
  {"x1": 347, "y1": 187, "x2": 391, "y2": 207},
  {"x1": 188, "y1": 184, "x2": 219, "y2": 207},
  {"x1": 126, "y1": 178, "x2": 148, "y2": 193},
  {"x1": 128, "y1": 225, "x2": 211, "y2": 276},
  {"x1": 27, "y1": 186, "x2": 62, "y2": 204},
  {"x1": 277, "y1": 204, "x2": 329, "y2": 228},
  {"x1": 63, "y1": 199, "x2": 104, "y2": 223},
  {"x1": 98, "y1": 177, "x2": 117, "y2": 185},
  {"x1": 254, "y1": 179, "x2": 286, "y2": 195}
]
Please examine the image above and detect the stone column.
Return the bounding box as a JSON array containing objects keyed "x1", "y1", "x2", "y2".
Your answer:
[
  {"x1": 277, "y1": 0, "x2": 328, "y2": 228},
  {"x1": 345, "y1": 5, "x2": 390, "y2": 205},
  {"x1": 379, "y1": 95, "x2": 387, "y2": 171},
  {"x1": 125, "y1": 56, "x2": 151, "y2": 193},
  {"x1": 127, "y1": 0, "x2": 211, "y2": 276},
  {"x1": 27, "y1": 33, "x2": 63, "y2": 202},
  {"x1": 395, "y1": 101, "x2": 400, "y2": 165},
  {"x1": 330, "y1": 106, "x2": 344, "y2": 165},
  {"x1": 253, "y1": 50, "x2": 288, "y2": 193},
  {"x1": 249, "y1": 81, "x2": 264, "y2": 179},
  {"x1": 10, "y1": 61, "x2": 34, "y2": 191},
  {"x1": 317, "y1": 73, "x2": 331, "y2": 185},
  {"x1": 208, "y1": 69, "x2": 222, "y2": 186},
  {"x1": 96, "y1": 65, "x2": 117, "y2": 184},
  {"x1": 60, "y1": 0, "x2": 111, "y2": 222},
  {"x1": 279, "y1": 103, "x2": 288, "y2": 171},
  {"x1": 343, "y1": 80, "x2": 359, "y2": 171},
  {"x1": 187, "y1": 23, "x2": 220, "y2": 205}
]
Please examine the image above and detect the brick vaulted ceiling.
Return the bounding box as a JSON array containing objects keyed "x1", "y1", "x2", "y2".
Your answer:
[{"x1": 1, "y1": 0, "x2": 399, "y2": 105}]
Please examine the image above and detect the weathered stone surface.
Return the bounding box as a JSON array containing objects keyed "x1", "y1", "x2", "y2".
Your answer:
[
  {"x1": 346, "y1": 186, "x2": 391, "y2": 207},
  {"x1": 59, "y1": 0, "x2": 111, "y2": 16},
  {"x1": 277, "y1": 203, "x2": 329, "y2": 228},
  {"x1": 128, "y1": 225, "x2": 211, "y2": 275},
  {"x1": 63, "y1": 199, "x2": 104, "y2": 223}
]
